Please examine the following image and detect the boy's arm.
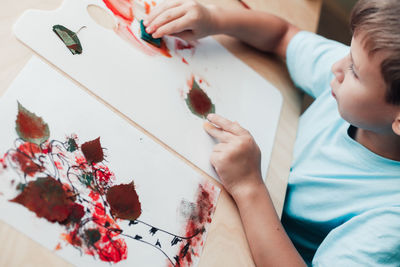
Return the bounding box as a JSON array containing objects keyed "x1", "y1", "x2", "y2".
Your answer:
[
  {"x1": 211, "y1": 7, "x2": 300, "y2": 58},
  {"x1": 204, "y1": 114, "x2": 306, "y2": 266},
  {"x1": 144, "y1": 0, "x2": 299, "y2": 59}
]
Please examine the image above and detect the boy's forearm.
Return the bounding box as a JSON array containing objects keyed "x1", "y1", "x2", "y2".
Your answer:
[
  {"x1": 209, "y1": 6, "x2": 299, "y2": 58},
  {"x1": 232, "y1": 178, "x2": 306, "y2": 266}
]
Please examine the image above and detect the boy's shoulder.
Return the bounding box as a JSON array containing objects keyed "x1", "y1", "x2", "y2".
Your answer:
[{"x1": 286, "y1": 31, "x2": 349, "y2": 99}]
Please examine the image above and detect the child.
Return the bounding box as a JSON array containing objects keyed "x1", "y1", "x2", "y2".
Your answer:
[{"x1": 144, "y1": 0, "x2": 400, "y2": 265}]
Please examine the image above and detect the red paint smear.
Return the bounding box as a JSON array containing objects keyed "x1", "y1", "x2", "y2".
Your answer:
[
  {"x1": 0, "y1": 157, "x2": 6, "y2": 169},
  {"x1": 93, "y1": 164, "x2": 115, "y2": 189},
  {"x1": 10, "y1": 177, "x2": 85, "y2": 224},
  {"x1": 176, "y1": 184, "x2": 216, "y2": 266},
  {"x1": 81, "y1": 137, "x2": 104, "y2": 164},
  {"x1": 54, "y1": 243, "x2": 62, "y2": 251},
  {"x1": 158, "y1": 40, "x2": 172, "y2": 57},
  {"x1": 116, "y1": 25, "x2": 158, "y2": 56},
  {"x1": 104, "y1": 1, "x2": 172, "y2": 58},
  {"x1": 17, "y1": 142, "x2": 42, "y2": 158},
  {"x1": 103, "y1": 0, "x2": 134, "y2": 24},
  {"x1": 106, "y1": 182, "x2": 141, "y2": 220},
  {"x1": 62, "y1": 201, "x2": 128, "y2": 263},
  {"x1": 239, "y1": 0, "x2": 250, "y2": 9},
  {"x1": 151, "y1": 1, "x2": 156, "y2": 6},
  {"x1": 182, "y1": 57, "x2": 188, "y2": 64},
  {"x1": 144, "y1": 2, "x2": 151, "y2": 14},
  {"x1": 90, "y1": 203, "x2": 128, "y2": 262},
  {"x1": 89, "y1": 190, "x2": 100, "y2": 201},
  {"x1": 75, "y1": 155, "x2": 87, "y2": 166},
  {"x1": 16, "y1": 106, "x2": 48, "y2": 141},
  {"x1": 11, "y1": 150, "x2": 44, "y2": 177},
  {"x1": 54, "y1": 161, "x2": 63, "y2": 170},
  {"x1": 175, "y1": 39, "x2": 194, "y2": 50}
]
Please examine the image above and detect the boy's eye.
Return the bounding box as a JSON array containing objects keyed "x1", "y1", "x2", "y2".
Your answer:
[{"x1": 349, "y1": 63, "x2": 359, "y2": 79}]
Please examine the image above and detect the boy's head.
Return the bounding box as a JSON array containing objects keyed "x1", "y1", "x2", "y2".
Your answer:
[{"x1": 331, "y1": 0, "x2": 400, "y2": 136}]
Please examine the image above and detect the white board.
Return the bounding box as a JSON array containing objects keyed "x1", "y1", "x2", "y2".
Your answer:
[
  {"x1": 13, "y1": 0, "x2": 283, "y2": 180},
  {"x1": 0, "y1": 56, "x2": 220, "y2": 267}
]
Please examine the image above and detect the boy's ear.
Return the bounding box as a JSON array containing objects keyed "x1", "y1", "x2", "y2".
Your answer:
[{"x1": 392, "y1": 113, "x2": 400, "y2": 136}]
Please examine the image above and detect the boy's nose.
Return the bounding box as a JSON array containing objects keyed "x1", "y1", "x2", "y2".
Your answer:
[{"x1": 331, "y1": 58, "x2": 345, "y2": 84}]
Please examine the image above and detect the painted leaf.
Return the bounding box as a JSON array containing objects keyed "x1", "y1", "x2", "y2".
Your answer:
[
  {"x1": 15, "y1": 102, "x2": 50, "y2": 145},
  {"x1": 106, "y1": 182, "x2": 142, "y2": 220},
  {"x1": 10, "y1": 176, "x2": 85, "y2": 224},
  {"x1": 52, "y1": 25, "x2": 83, "y2": 55},
  {"x1": 81, "y1": 137, "x2": 104, "y2": 164},
  {"x1": 185, "y1": 79, "x2": 215, "y2": 119}
]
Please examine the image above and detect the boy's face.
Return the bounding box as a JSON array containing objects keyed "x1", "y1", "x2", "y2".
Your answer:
[{"x1": 330, "y1": 34, "x2": 399, "y2": 134}]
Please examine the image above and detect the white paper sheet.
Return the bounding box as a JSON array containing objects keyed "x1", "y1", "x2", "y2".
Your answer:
[
  {"x1": 14, "y1": 0, "x2": 283, "y2": 181},
  {"x1": 0, "y1": 56, "x2": 220, "y2": 267}
]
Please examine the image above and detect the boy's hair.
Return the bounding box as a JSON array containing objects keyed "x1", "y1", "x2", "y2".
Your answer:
[{"x1": 350, "y1": 0, "x2": 400, "y2": 105}]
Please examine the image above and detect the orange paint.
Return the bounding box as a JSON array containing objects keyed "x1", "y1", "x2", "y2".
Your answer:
[{"x1": 144, "y1": 2, "x2": 151, "y2": 14}]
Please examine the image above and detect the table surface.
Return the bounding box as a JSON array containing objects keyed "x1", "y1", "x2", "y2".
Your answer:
[{"x1": 0, "y1": 0, "x2": 322, "y2": 266}]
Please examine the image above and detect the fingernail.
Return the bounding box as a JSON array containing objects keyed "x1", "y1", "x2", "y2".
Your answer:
[
  {"x1": 143, "y1": 20, "x2": 148, "y2": 26},
  {"x1": 207, "y1": 114, "x2": 214, "y2": 120}
]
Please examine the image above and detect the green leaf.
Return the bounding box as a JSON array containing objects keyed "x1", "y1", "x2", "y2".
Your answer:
[
  {"x1": 52, "y1": 25, "x2": 83, "y2": 55},
  {"x1": 15, "y1": 102, "x2": 50, "y2": 145}
]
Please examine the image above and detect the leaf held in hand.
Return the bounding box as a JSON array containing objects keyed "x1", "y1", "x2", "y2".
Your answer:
[{"x1": 15, "y1": 102, "x2": 50, "y2": 145}]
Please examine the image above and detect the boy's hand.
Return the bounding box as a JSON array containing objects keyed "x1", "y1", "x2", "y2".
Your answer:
[
  {"x1": 204, "y1": 114, "x2": 263, "y2": 198},
  {"x1": 143, "y1": 0, "x2": 217, "y2": 41}
]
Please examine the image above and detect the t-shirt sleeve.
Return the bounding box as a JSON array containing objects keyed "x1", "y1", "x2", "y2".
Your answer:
[
  {"x1": 286, "y1": 31, "x2": 349, "y2": 99},
  {"x1": 312, "y1": 206, "x2": 400, "y2": 266}
]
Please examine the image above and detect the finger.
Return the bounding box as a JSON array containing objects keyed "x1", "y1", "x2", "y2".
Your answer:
[
  {"x1": 146, "y1": 6, "x2": 187, "y2": 35},
  {"x1": 143, "y1": 0, "x2": 181, "y2": 27},
  {"x1": 207, "y1": 114, "x2": 246, "y2": 135},
  {"x1": 172, "y1": 30, "x2": 196, "y2": 42},
  {"x1": 203, "y1": 121, "x2": 232, "y2": 143},
  {"x1": 152, "y1": 14, "x2": 193, "y2": 38}
]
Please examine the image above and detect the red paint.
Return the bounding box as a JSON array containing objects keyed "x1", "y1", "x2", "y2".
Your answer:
[
  {"x1": 54, "y1": 243, "x2": 62, "y2": 251},
  {"x1": 176, "y1": 184, "x2": 217, "y2": 266},
  {"x1": 89, "y1": 190, "x2": 100, "y2": 201},
  {"x1": 93, "y1": 164, "x2": 115, "y2": 191},
  {"x1": 175, "y1": 39, "x2": 194, "y2": 50},
  {"x1": 89, "y1": 202, "x2": 128, "y2": 262},
  {"x1": 103, "y1": 0, "x2": 134, "y2": 24},
  {"x1": 54, "y1": 161, "x2": 63, "y2": 170},
  {"x1": 106, "y1": 182, "x2": 141, "y2": 220},
  {"x1": 144, "y1": 2, "x2": 151, "y2": 14},
  {"x1": 81, "y1": 137, "x2": 104, "y2": 164},
  {"x1": 75, "y1": 155, "x2": 87, "y2": 166},
  {"x1": 17, "y1": 142, "x2": 42, "y2": 157},
  {"x1": 117, "y1": 25, "x2": 158, "y2": 56},
  {"x1": 182, "y1": 57, "x2": 188, "y2": 64},
  {"x1": 158, "y1": 40, "x2": 172, "y2": 58},
  {"x1": 0, "y1": 157, "x2": 6, "y2": 169},
  {"x1": 11, "y1": 150, "x2": 43, "y2": 177},
  {"x1": 151, "y1": 1, "x2": 156, "y2": 6},
  {"x1": 104, "y1": 1, "x2": 172, "y2": 58},
  {"x1": 10, "y1": 177, "x2": 85, "y2": 224}
]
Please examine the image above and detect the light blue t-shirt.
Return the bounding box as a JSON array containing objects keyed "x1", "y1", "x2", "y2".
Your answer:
[{"x1": 281, "y1": 31, "x2": 400, "y2": 266}]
